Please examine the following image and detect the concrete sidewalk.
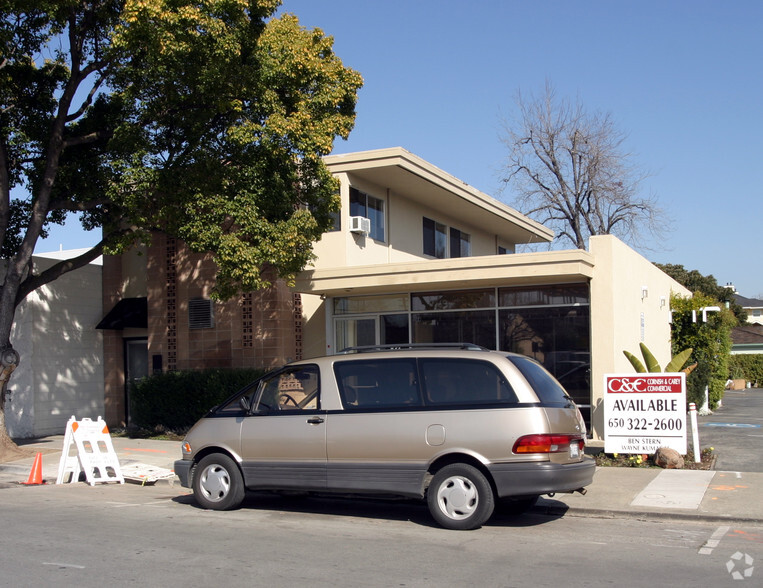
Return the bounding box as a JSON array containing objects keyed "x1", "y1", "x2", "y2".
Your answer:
[
  {"x1": 0, "y1": 435, "x2": 180, "y2": 488},
  {"x1": 1, "y1": 435, "x2": 762, "y2": 525},
  {"x1": 535, "y1": 465, "x2": 763, "y2": 525}
]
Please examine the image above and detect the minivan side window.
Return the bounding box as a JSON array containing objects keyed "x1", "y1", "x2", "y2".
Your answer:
[
  {"x1": 334, "y1": 359, "x2": 421, "y2": 409},
  {"x1": 254, "y1": 365, "x2": 320, "y2": 412},
  {"x1": 213, "y1": 381, "x2": 260, "y2": 416},
  {"x1": 421, "y1": 358, "x2": 517, "y2": 406},
  {"x1": 507, "y1": 355, "x2": 572, "y2": 407}
]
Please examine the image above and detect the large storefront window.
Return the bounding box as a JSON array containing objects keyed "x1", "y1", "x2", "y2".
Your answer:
[
  {"x1": 412, "y1": 310, "x2": 496, "y2": 349},
  {"x1": 498, "y1": 284, "x2": 590, "y2": 424},
  {"x1": 412, "y1": 289, "x2": 494, "y2": 311},
  {"x1": 332, "y1": 284, "x2": 591, "y2": 426}
]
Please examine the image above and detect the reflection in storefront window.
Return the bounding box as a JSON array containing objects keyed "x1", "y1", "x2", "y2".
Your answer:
[
  {"x1": 498, "y1": 284, "x2": 589, "y2": 307},
  {"x1": 412, "y1": 310, "x2": 496, "y2": 349},
  {"x1": 412, "y1": 289, "x2": 494, "y2": 312}
]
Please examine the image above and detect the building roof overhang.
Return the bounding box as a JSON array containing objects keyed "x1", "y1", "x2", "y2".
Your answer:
[
  {"x1": 96, "y1": 297, "x2": 148, "y2": 330},
  {"x1": 295, "y1": 249, "x2": 595, "y2": 298},
  {"x1": 324, "y1": 147, "x2": 554, "y2": 245}
]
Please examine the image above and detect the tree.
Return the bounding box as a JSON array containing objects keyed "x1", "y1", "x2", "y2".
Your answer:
[
  {"x1": 501, "y1": 82, "x2": 664, "y2": 250},
  {"x1": 655, "y1": 263, "x2": 746, "y2": 323},
  {"x1": 0, "y1": 0, "x2": 362, "y2": 449},
  {"x1": 669, "y1": 293, "x2": 735, "y2": 410}
]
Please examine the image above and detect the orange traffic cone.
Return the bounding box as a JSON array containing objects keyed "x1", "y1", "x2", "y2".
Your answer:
[{"x1": 21, "y1": 452, "x2": 44, "y2": 485}]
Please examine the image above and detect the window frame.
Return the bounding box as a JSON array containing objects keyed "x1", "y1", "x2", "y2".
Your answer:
[
  {"x1": 449, "y1": 227, "x2": 471, "y2": 258},
  {"x1": 349, "y1": 187, "x2": 385, "y2": 241}
]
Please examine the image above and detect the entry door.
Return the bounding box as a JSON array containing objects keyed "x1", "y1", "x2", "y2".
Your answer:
[
  {"x1": 124, "y1": 338, "x2": 148, "y2": 423},
  {"x1": 335, "y1": 317, "x2": 376, "y2": 351},
  {"x1": 335, "y1": 314, "x2": 409, "y2": 350}
]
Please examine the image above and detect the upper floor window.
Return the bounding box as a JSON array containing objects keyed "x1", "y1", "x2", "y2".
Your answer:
[
  {"x1": 450, "y1": 228, "x2": 471, "y2": 258},
  {"x1": 423, "y1": 217, "x2": 448, "y2": 258},
  {"x1": 350, "y1": 187, "x2": 385, "y2": 241},
  {"x1": 423, "y1": 217, "x2": 471, "y2": 259}
]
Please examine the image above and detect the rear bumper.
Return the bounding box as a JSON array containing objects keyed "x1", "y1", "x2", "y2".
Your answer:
[
  {"x1": 488, "y1": 457, "x2": 595, "y2": 498},
  {"x1": 174, "y1": 459, "x2": 193, "y2": 488}
]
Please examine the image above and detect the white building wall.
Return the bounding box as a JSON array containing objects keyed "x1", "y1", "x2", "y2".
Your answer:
[
  {"x1": 588, "y1": 235, "x2": 691, "y2": 439},
  {"x1": 7, "y1": 255, "x2": 104, "y2": 438}
]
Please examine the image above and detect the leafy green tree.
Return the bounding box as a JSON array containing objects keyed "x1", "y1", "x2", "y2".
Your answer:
[
  {"x1": 0, "y1": 0, "x2": 362, "y2": 449},
  {"x1": 655, "y1": 263, "x2": 746, "y2": 323},
  {"x1": 670, "y1": 293, "x2": 735, "y2": 409}
]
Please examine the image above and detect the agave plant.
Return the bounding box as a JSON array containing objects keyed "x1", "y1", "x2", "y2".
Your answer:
[{"x1": 623, "y1": 343, "x2": 695, "y2": 374}]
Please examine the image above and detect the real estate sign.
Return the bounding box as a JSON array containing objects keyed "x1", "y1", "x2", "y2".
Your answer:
[{"x1": 603, "y1": 373, "x2": 687, "y2": 454}]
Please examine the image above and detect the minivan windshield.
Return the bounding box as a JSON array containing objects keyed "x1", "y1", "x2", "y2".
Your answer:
[{"x1": 507, "y1": 355, "x2": 573, "y2": 407}]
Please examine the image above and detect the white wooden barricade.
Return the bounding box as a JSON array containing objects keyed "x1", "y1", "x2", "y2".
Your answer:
[{"x1": 56, "y1": 416, "x2": 125, "y2": 485}]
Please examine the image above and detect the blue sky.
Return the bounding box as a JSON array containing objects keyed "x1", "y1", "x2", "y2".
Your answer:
[{"x1": 37, "y1": 0, "x2": 763, "y2": 297}]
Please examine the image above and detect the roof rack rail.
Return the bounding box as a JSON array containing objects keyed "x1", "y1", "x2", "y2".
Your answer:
[{"x1": 338, "y1": 343, "x2": 490, "y2": 354}]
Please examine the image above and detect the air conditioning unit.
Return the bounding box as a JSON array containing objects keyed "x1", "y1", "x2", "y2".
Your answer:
[{"x1": 349, "y1": 216, "x2": 371, "y2": 235}]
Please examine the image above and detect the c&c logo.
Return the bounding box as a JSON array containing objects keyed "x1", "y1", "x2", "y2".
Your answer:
[{"x1": 607, "y1": 377, "x2": 647, "y2": 393}]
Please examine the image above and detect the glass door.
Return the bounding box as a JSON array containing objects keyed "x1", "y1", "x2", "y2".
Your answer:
[
  {"x1": 335, "y1": 314, "x2": 410, "y2": 351},
  {"x1": 335, "y1": 318, "x2": 376, "y2": 351},
  {"x1": 124, "y1": 338, "x2": 148, "y2": 423}
]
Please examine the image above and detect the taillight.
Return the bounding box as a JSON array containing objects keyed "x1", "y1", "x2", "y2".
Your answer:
[{"x1": 513, "y1": 434, "x2": 585, "y2": 454}]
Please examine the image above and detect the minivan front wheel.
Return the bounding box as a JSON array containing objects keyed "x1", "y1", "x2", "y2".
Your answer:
[
  {"x1": 427, "y1": 463, "x2": 495, "y2": 530},
  {"x1": 193, "y1": 453, "x2": 245, "y2": 511}
]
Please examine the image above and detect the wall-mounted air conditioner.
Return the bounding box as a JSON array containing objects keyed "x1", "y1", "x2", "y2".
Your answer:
[{"x1": 349, "y1": 216, "x2": 371, "y2": 235}]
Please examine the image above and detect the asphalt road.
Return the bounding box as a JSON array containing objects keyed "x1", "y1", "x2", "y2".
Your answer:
[
  {"x1": 697, "y1": 388, "x2": 763, "y2": 472},
  {"x1": 0, "y1": 482, "x2": 761, "y2": 587}
]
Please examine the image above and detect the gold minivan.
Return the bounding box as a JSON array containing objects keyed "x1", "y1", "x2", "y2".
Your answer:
[{"x1": 174, "y1": 345, "x2": 595, "y2": 530}]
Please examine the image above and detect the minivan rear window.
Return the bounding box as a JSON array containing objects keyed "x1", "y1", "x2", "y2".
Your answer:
[
  {"x1": 421, "y1": 358, "x2": 517, "y2": 406},
  {"x1": 507, "y1": 355, "x2": 573, "y2": 406},
  {"x1": 334, "y1": 358, "x2": 421, "y2": 409}
]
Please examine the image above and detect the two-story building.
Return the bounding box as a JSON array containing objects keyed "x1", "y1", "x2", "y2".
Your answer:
[{"x1": 98, "y1": 147, "x2": 689, "y2": 440}]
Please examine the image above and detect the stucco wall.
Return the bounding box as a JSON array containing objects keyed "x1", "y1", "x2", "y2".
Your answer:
[
  {"x1": 8, "y1": 257, "x2": 104, "y2": 438},
  {"x1": 588, "y1": 235, "x2": 691, "y2": 439},
  {"x1": 309, "y1": 171, "x2": 515, "y2": 271}
]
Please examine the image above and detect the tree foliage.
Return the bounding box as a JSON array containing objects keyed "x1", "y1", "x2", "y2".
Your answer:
[
  {"x1": 655, "y1": 263, "x2": 746, "y2": 323},
  {"x1": 501, "y1": 82, "x2": 665, "y2": 250},
  {"x1": 670, "y1": 293, "x2": 736, "y2": 409},
  {"x1": 0, "y1": 0, "x2": 362, "y2": 441}
]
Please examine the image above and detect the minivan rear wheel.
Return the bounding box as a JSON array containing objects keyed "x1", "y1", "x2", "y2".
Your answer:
[
  {"x1": 427, "y1": 463, "x2": 495, "y2": 530},
  {"x1": 193, "y1": 453, "x2": 245, "y2": 511}
]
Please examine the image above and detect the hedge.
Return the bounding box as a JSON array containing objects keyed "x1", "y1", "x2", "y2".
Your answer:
[
  {"x1": 129, "y1": 368, "x2": 267, "y2": 431},
  {"x1": 728, "y1": 355, "x2": 763, "y2": 388}
]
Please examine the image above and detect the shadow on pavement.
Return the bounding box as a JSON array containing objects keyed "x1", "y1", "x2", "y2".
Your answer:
[{"x1": 171, "y1": 490, "x2": 567, "y2": 529}]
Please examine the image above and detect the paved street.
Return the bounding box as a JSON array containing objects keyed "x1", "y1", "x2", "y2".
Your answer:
[
  {"x1": 698, "y1": 388, "x2": 763, "y2": 472},
  {"x1": 0, "y1": 482, "x2": 761, "y2": 587},
  {"x1": 0, "y1": 388, "x2": 761, "y2": 586}
]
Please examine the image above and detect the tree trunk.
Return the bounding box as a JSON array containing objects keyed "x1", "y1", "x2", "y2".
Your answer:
[{"x1": 0, "y1": 347, "x2": 21, "y2": 456}]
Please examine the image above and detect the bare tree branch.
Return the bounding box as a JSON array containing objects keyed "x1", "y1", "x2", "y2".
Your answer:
[{"x1": 501, "y1": 82, "x2": 668, "y2": 250}]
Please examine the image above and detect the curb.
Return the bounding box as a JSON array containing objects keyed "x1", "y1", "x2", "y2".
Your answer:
[{"x1": 532, "y1": 503, "x2": 763, "y2": 526}]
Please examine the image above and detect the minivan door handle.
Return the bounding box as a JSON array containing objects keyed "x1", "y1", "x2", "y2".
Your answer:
[{"x1": 307, "y1": 416, "x2": 325, "y2": 425}]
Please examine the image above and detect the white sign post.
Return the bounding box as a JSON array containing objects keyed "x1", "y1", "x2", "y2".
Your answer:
[{"x1": 603, "y1": 373, "x2": 687, "y2": 454}]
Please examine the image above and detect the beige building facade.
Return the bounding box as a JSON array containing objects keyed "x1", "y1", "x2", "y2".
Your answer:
[
  {"x1": 295, "y1": 148, "x2": 690, "y2": 439},
  {"x1": 99, "y1": 147, "x2": 689, "y2": 440}
]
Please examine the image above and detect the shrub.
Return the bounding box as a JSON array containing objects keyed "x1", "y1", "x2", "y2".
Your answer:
[
  {"x1": 130, "y1": 367, "x2": 267, "y2": 431},
  {"x1": 670, "y1": 293, "x2": 736, "y2": 409},
  {"x1": 728, "y1": 355, "x2": 763, "y2": 387}
]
